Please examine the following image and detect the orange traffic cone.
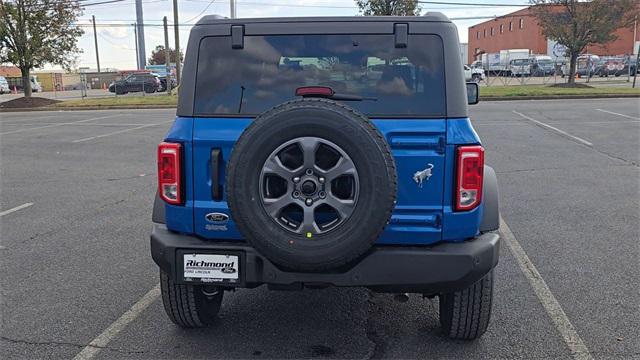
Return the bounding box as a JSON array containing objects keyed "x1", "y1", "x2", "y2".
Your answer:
[{"x1": 102, "y1": 82, "x2": 107, "y2": 90}]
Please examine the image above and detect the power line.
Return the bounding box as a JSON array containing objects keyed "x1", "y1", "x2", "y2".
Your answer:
[
  {"x1": 418, "y1": 1, "x2": 528, "y2": 6},
  {"x1": 185, "y1": 0, "x2": 217, "y2": 23}
]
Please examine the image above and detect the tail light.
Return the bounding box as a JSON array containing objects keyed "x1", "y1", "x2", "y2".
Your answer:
[
  {"x1": 455, "y1": 145, "x2": 484, "y2": 211},
  {"x1": 158, "y1": 142, "x2": 183, "y2": 205}
]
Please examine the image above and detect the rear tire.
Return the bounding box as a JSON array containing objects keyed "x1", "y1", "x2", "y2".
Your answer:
[
  {"x1": 160, "y1": 270, "x2": 223, "y2": 328},
  {"x1": 439, "y1": 270, "x2": 494, "y2": 340}
]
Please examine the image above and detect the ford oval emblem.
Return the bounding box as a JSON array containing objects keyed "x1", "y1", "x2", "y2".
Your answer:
[
  {"x1": 205, "y1": 212, "x2": 229, "y2": 223},
  {"x1": 221, "y1": 267, "x2": 236, "y2": 274}
]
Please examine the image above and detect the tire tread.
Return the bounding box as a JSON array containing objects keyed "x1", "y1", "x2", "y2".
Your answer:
[
  {"x1": 160, "y1": 270, "x2": 222, "y2": 328},
  {"x1": 439, "y1": 271, "x2": 494, "y2": 340}
]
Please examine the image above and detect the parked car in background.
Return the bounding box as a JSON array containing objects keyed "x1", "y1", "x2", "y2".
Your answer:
[
  {"x1": 4, "y1": 75, "x2": 42, "y2": 92},
  {"x1": 108, "y1": 73, "x2": 160, "y2": 94},
  {"x1": 0, "y1": 76, "x2": 9, "y2": 94},
  {"x1": 562, "y1": 54, "x2": 599, "y2": 78},
  {"x1": 530, "y1": 55, "x2": 555, "y2": 76},
  {"x1": 628, "y1": 56, "x2": 638, "y2": 74},
  {"x1": 152, "y1": 73, "x2": 177, "y2": 92},
  {"x1": 464, "y1": 64, "x2": 485, "y2": 82},
  {"x1": 509, "y1": 58, "x2": 532, "y2": 76},
  {"x1": 594, "y1": 56, "x2": 637, "y2": 77}
]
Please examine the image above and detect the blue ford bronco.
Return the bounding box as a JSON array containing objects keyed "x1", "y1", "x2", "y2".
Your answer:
[{"x1": 151, "y1": 14, "x2": 500, "y2": 340}]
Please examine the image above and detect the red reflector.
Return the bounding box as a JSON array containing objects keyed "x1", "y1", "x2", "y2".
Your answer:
[
  {"x1": 455, "y1": 145, "x2": 484, "y2": 211},
  {"x1": 295, "y1": 86, "x2": 334, "y2": 97},
  {"x1": 158, "y1": 142, "x2": 182, "y2": 205}
]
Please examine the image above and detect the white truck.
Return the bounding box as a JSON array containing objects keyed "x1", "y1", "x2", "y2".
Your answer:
[
  {"x1": 501, "y1": 49, "x2": 530, "y2": 75},
  {"x1": 481, "y1": 49, "x2": 530, "y2": 75},
  {"x1": 464, "y1": 65, "x2": 485, "y2": 82}
]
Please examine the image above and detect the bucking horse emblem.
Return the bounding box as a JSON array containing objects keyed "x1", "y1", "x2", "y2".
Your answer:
[{"x1": 413, "y1": 164, "x2": 434, "y2": 188}]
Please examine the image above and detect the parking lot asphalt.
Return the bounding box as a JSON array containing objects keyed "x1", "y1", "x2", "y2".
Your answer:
[{"x1": 1, "y1": 98, "x2": 638, "y2": 359}]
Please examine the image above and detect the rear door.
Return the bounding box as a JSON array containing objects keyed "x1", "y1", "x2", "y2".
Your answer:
[{"x1": 190, "y1": 29, "x2": 447, "y2": 245}]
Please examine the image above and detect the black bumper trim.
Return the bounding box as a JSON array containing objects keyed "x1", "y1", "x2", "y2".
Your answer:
[{"x1": 150, "y1": 224, "x2": 500, "y2": 294}]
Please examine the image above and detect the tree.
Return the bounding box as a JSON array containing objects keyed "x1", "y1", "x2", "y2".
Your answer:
[
  {"x1": 148, "y1": 45, "x2": 183, "y2": 65},
  {"x1": 356, "y1": 0, "x2": 420, "y2": 16},
  {"x1": 531, "y1": 0, "x2": 637, "y2": 84},
  {"x1": 0, "y1": 0, "x2": 83, "y2": 96}
]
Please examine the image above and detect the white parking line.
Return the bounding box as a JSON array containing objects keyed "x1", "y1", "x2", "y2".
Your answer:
[
  {"x1": 72, "y1": 121, "x2": 172, "y2": 143},
  {"x1": 513, "y1": 110, "x2": 593, "y2": 147},
  {"x1": 72, "y1": 284, "x2": 160, "y2": 360},
  {"x1": 0, "y1": 114, "x2": 122, "y2": 135},
  {"x1": 0, "y1": 202, "x2": 33, "y2": 217},
  {"x1": 596, "y1": 109, "x2": 640, "y2": 121},
  {"x1": 500, "y1": 217, "x2": 593, "y2": 360},
  {"x1": 0, "y1": 114, "x2": 68, "y2": 123}
]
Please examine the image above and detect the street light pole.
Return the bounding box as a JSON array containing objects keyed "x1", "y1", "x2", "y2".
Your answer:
[
  {"x1": 230, "y1": 0, "x2": 236, "y2": 18},
  {"x1": 133, "y1": 23, "x2": 139, "y2": 69},
  {"x1": 163, "y1": 16, "x2": 172, "y2": 95},
  {"x1": 92, "y1": 15, "x2": 100, "y2": 72},
  {"x1": 172, "y1": 0, "x2": 181, "y2": 85},
  {"x1": 135, "y1": 0, "x2": 146, "y2": 69}
]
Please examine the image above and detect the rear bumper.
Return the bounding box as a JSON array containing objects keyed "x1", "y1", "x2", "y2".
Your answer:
[{"x1": 150, "y1": 224, "x2": 500, "y2": 294}]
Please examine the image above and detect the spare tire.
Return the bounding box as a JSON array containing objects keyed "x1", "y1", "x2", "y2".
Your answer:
[{"x1": 226, "y1": 98, "x2": 397, "y2": 272}]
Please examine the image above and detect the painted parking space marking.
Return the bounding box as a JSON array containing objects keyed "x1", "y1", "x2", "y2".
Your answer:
[
  {"x1": 0, "y1": 114, "x2": 68, "y2": 123},
  {"x1": 0, "y1": 202, "x2": 33, "y2": 217},
  {"x1": 72, "y1": 121, "x2": 173, "y2": 143},
  {"x1": 513, "y1": 110, "x2": 593, "y2": 146},
  {"x1": 596, "y1": 109, "x2": 640, "y2": 121},
  {"x1": 0, "y1": 114, "x2": 122, "y2": 135},
  {"x1": 1, "y1": 122, "x2": 157, "y2": 127},
  {"x1": 500, "y1": 216, "x2": 593, "y2": 360},
  {"x1": 72, "y1": 284, "x2": 160, "y2": 360}
]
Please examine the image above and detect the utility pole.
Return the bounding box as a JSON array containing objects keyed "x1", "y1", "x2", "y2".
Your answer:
[
  {"x1": 163, "y1": 16, "x2": 172, "y2": 95},
  {"x1": 230, "y1": 0, "x2": 236, "y2": 18},
  {"x1": 92, "y1": 15, "x2": 101, "y2": 72},
  {"x1": 133, "y1": 23, "x2": 139, "y2": 69},
  {"x1": 135, "y1": 0, "x2": 146, "y2": 69},
  {"x1": 633, "y1": 50, "x2": 639, "y2": 88},
  {"x1": 172, "y1": 0, "x2": 181, "y2": 85}
]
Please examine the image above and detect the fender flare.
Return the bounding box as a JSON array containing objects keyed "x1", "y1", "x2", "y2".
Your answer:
[
  {"x1": 152, "y1": 191, "x2": 166, "y2": 224},
  {"x1": 480, "y1": 165, "x2": 499, "y2": 232}
]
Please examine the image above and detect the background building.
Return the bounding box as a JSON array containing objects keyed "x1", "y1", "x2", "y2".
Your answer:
[{"x1": 468, "y1": 6, "x2": 639, "y2": 64}]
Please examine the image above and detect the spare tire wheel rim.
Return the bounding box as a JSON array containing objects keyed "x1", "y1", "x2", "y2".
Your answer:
[{"x1": 259, "y1": 136, "x2": 359, "y2": 236}]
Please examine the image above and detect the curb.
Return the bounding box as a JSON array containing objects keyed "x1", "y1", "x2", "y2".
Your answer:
[{"x1": 1, "y1": 94, "x2": 638, "y2": 112}]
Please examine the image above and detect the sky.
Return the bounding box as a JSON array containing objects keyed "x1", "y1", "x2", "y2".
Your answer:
[{"x1": 62, "y1": 0, "x2": 531, "y2": 71}]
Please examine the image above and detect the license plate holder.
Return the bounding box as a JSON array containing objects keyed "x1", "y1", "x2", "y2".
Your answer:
[{"x1": 178, "y1": 250, "x2": 244, "y2": 285}]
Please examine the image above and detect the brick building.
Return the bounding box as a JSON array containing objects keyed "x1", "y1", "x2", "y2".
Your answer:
[{"x1": 467, "y1": 6, "x2": 639, "y2": 64}]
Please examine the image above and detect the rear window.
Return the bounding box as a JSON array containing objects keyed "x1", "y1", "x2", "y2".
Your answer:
[{"x1": 194, "y1": 34, "x2": 446, "y2": 117}]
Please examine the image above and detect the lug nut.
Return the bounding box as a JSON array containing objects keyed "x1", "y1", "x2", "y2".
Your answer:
[
  {"x1": 293, "y1": 176, "x2": 301, "y2": 183},
  {"x1": 318, "y1": 191, "x2": 326, "y2": 198},
  {"x1": 305, "y1": 198, "x2": 313, "y2": 206},
  {"x1": 318, "y1": 177, "x2": 325, "y2": 183},
  {"x1": 293, "y1": 191, "x2": 300, "y2": 198},
  {"x1": 305, "y1": 168, "x2": 313, "y2": 175}
]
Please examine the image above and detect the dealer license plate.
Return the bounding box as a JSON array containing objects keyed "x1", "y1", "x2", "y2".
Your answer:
[{"x1": 183, "y1": 254, "x2": 239, "y2": 282}]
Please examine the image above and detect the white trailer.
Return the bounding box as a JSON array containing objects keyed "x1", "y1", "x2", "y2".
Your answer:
[{"x1": 481, "y1": 52, "x2": 503, "y2": 74}]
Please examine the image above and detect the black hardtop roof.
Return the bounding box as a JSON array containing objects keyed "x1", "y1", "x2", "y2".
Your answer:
[
  {"x1": 196, "y1": 13, "x2": 451, "y2": 26},
  {"x1": 178, "y1": 12, "x2": 468, "y2": 118}
]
